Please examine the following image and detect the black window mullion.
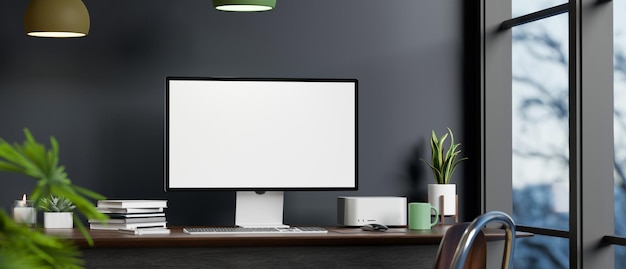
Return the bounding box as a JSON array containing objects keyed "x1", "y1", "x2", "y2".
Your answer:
[{"x1": 501, "y1": 3, "x2": 568, "y2": 30}]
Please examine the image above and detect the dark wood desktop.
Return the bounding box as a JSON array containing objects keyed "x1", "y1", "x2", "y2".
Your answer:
[
  {"x1": 46, "y1": 225, "x2": 529, "y2": 269},
  {"x1": 47, "y1": 225, "x2": 519, "y2": 248}
]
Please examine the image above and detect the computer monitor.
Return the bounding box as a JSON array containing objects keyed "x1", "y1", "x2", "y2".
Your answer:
[{"x1": 165, "y1": 77, "x2": 358, "y2": 227}]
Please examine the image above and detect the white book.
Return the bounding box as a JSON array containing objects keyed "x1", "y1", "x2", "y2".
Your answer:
[
  {"x1": 97, "y1": 207, "x2": 164, "y2": 214},
  {"x1": 105, "y1": 212, "x2": 166, "y2": 218},
  {"x1": 97, "y1": 200, "x2": 168, "y2": 209},
  {"x1": 90, "y1": 221, "x2": 167, "y2": 230},
  {"x1": 89, "y1": 217, "x2": 166, "y2": 224},
  {"x1": 118, "y1": 227, "x2": 171, "y2": 235}
]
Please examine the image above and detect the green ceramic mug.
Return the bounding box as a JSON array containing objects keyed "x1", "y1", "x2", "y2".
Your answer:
[{"x1": 408, "y1": 202, "x2": 439, "y2": 230}]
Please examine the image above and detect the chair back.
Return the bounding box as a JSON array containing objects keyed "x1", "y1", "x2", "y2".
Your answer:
[
  {"x1": 434, "y1": 211, "x2": 516, "y2": 269},
  {"x1": 433, "y1": 222, "x2": 486, "y2": 269}
]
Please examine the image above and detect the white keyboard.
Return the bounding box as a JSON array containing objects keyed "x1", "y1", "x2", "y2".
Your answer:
[{"x1": 183, "y1": 227, "x2": 328, "y2": 235}]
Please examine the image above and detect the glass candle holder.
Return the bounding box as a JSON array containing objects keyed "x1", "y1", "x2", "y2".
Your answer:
[{"x1": 13, "y1": 198, "x2": 36, "y2": 227}]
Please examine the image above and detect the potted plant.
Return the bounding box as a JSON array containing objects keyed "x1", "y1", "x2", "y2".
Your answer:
[
  {"x1": 0, "y1": 128, "x2": 108, "y2": 268},
  {"x1": 422, "y1": 128, "x2": 467, "y2": 220},
  {"x1": 38, "y1": 195, "x2": 76, "y2": 228}
]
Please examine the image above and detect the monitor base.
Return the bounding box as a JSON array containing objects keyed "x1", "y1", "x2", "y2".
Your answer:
[{"x1": 235, "y1": 191, "x2": 288, "y2": 228}]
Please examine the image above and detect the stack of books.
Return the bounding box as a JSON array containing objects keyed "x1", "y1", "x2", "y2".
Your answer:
[{"x1": 90, "y1": 200, "x2": 169, "y2": 234}]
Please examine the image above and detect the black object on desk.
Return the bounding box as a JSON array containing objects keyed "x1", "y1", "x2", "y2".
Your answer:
[{"x1": 361, "y1": 223, "x2": 389, "y2": 232}]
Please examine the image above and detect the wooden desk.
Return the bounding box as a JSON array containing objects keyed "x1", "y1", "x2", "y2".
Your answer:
[
  {"x1": 46, "y1": 226, "x2": 530, "y2": 269},
  {"x1": 46, "y1": 225, "x2": 524, "y2": 248}
]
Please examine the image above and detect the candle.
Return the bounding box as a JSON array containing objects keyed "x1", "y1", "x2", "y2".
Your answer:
[{"x1": 13, "y1": 194, "x2": 36, "y2": 227}]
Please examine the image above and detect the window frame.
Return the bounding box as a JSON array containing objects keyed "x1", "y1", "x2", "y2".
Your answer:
[{"x1": 481, "y1": 0, "x2": 615, "y2": 268}]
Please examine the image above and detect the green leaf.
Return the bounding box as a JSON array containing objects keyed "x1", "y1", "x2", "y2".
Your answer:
[
  {"x1": 422, "y1": 128, "x2": 467, "y2": 184},
  {"x1": 0, "y1": 210, "x2": 83, "y2": 269},
  {"x1": 0, "y1": 128, "x2": 110, "y2": 267}
]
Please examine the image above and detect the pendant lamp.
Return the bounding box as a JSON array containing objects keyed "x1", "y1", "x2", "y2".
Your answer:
[
  {"x1": 213, "y1": 0, "x2": 276, "y2": 12},
  {"x1": 24, "y1": 0, "x2": 90, "y2": 38}
]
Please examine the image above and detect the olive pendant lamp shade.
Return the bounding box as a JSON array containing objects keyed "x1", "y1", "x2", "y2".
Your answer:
[
  {"x1": 24, "y1": 0, "x2": 90, "y2": 38},
  {"x1": 213, "y1": 0, "x2": 276, "y2": 12}
]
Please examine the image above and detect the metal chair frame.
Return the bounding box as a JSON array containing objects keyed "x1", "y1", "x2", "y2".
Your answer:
[{"x1": 450, "y1": 211, "x2": 515, "y2": 269}]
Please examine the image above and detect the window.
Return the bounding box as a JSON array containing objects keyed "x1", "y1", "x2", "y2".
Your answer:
[
  {"x1": 513, "y1": 0, "x2": 567, "y2": 17},
  {"x1": 512, "y1": 8, "x2": 569, "y2": 269},
  {"x1": 615, "y1": 0, "x2": 626, "y2": 264},
  {"x1": 512, "y1": 13, "x2": 569, "y2": 231},
  {"x1": 482, "y1": 0, "x2": 615, "y2": 268}
]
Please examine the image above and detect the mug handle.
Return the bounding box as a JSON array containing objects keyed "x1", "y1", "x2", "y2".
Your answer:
[{"x1": 430, "y1": 206, "x2": 439, "y2": 227}]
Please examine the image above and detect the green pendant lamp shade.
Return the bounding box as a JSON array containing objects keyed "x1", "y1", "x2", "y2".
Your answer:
[
  {"x1": 213, "y1": 0, "x2": 276, "y2": 12},
  {"x1": 24, "y1": 0, "x2": 90, "y2": 38}
]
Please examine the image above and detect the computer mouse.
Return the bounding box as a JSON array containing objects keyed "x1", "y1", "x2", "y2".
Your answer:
[{"x1": 361, "y1": 223, "x2": 388, "y2": 232}]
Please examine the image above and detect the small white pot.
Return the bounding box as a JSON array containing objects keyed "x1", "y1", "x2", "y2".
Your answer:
[
  {"x1": 428, "y1": 184, "x2": 457, "y2": 216},
  {"x1": 44, "y1": 212, "x2": 73, "y2": 229}
]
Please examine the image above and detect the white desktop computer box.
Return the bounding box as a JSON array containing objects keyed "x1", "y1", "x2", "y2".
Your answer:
[{"x1": 337, "y1": 196, "x2": 407, "y2": 226}]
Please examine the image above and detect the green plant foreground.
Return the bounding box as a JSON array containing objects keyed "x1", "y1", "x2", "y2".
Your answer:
[
  {"x1": 422, "y1": 128, "x2": 468, "y2": 184},
  {"x1": 0, "y1": 129, "x2": 108, "y2": 269}
]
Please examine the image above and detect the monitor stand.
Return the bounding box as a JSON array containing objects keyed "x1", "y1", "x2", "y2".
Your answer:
[{"x1": 235, "y1": 191, "x2": 289, "y2": 228}]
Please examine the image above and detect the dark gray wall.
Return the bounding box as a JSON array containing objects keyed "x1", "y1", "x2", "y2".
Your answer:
[{"x1": 0, "y1": 0, "x2": 479, "y2": 226}]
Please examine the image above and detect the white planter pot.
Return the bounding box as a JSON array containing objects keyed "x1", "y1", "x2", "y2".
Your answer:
[
  {"x1": 44, "y1": 212, "x2": 73, "y2": 229},
  {"x1": 428, "y1": 184, "x2": 457, "y2": 216}
]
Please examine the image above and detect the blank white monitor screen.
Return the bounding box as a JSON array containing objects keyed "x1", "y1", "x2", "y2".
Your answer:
[{"x1": 165, "y1": 77, "x2": 358, "y2": 191}]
